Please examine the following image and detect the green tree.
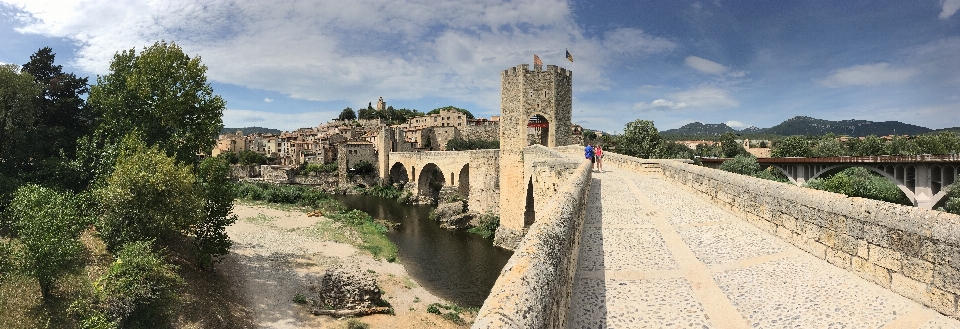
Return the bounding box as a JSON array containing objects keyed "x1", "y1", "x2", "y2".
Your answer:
[
  {"x1": 719, "y1": 132, "x2": 747, "y2": 158},
  {"x1": 94, "y1": 241, "x2": 183, "y2": 326},
  {"x1": 446, "y1": 138, "x2": 500, "y2": 150},
  {"x1": 805, "y1": 167, "x2": 911, "y2": 205},
  {"x1": 849, "y1": 135, "x2": 888, "y2": 156},
  {"x1": 338, "y1": 107, "x2": 357, "y2": 121},
  {"x1": 7, "y1": 184, "x2": 90, "y2": 299},
  {"x1": 0, "y1": 64, "x2": 40, "y2": 173},
  {"x1": 618, "y1": 120, "x2": 663, "y2": 158},
  {"x1": 812, "y1": 133, "x2": 846, "y2": 157},
  {"x1": 193, "y1": 157, "x2": 237, "y2": 268},
  {"x1": 427, "y1": 106, "x2": 474, "y2": 119},
  {"x1": 772, "y1": 136, "x2": 811, "y2": 157},
  {"x1": 719, "y1": 154, "x2": 761, "y2": 176},
  {"x1": 915, "y1": 132, "x2": 960, "y2": 155},
  {"x1": 96, "y1": 135, "x2": 202, "y2": 252},
  {"x1": 21, "y1": 47, "x2": 92, "y2": 159},
  {"x1": 88, "y1": 41, "x2": 225, "y2": 165},
  {"x1": 238, "y1": 149, "x2": 268, "y2": 165},
  {"x1": 357, "y1": 107, "x2": 378, "y2": 120},
  {"x1": 942, "y1": 176, "x2": 960, "y2": 215},
  {"x1": 890, "y1": 135, "x2": 921, "y2": 155}
]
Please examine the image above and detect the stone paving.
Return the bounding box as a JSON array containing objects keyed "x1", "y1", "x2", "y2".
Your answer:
[{"x1": 565, "y1": 166, "x2": 960, "y2": 329}]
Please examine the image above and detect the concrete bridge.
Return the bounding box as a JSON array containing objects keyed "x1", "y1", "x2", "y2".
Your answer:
[{"x1": 473, "y1": 147, "x2": 960, "y2": 328}]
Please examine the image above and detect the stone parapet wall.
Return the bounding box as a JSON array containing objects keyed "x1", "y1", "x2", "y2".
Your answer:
[
  {"x1": 473, "y1": 159, "x2": 592, "y2": 329},
  {"x1": 607, "y1": 151, "x2": 960, "y2": 319}
]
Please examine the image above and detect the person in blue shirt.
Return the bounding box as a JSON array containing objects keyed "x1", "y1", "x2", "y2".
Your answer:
[{"x1": 584, "y1": 143, "x2": 595, "y2": 170}]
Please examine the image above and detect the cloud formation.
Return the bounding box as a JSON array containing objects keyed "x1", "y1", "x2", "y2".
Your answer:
[
  {"x1": 634, "y1": 86, "x2": 739, "y2": 112},
  {"x1": 941, "y1": 0, "x2": 960, "y2": 19},
  {"x1": 223, "y1": 108, "x2": 339, "y2": 130},
  {"x1": 263, "y1": 98, "x2": 272, "y2": 103},
  {"x1": 819, "y1": 62, "x2": 919, "y2": 88},
  {"x1": 684, "y1": 55, "x2": 745, "y2": 77}
]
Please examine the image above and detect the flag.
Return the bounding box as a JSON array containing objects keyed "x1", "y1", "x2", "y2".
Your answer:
[
  {"x1": 566, "y1": 49, "x2": 573, "y2": 62},
  {"x1": 533, "y1": 54, "x2": 542, "y2": 66}
]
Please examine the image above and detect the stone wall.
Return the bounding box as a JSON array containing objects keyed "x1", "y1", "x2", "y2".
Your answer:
[
  {"x1": 473, "y1": 159, "x2": 592, "y2": 329},
  {"x1": 462, "y1": 124, "x2": 499, "y2": 142},
  {"x1": 230, "y1": 165, "x2": 259, "y2": 179},
  {"x1": 601, "y1": 150, "x2": 960, "y2": 319}
]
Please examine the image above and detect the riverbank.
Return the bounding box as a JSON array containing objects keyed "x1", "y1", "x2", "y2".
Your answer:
[{"x1": 227, "y1": 202, "x2": 474, "y2": 328}]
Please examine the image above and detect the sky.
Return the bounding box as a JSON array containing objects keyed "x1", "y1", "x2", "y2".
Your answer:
[{"x1": 1, "y1": 0, "x2": 959, "y2": 134}]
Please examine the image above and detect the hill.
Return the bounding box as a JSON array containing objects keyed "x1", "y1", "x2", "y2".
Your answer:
[
  {"x1": 762, "y1": 116, "x2": 931, "y2": 137},
  {"x1": 929, "y1": 127, "x2": 960, "y2": 135},
  {"x1": 221, "y1": 126, "x2": 282, "y2": 136},
  {"x1": 660, "y1": 122, "x2": 737, "y2": 136}
]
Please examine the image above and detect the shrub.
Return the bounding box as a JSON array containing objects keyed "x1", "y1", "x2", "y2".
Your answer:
[
  {"x1": 193, "y1": 157, "x2": 238, "y2": 269},
  {"x1": 468, "y1": 213, "x2": 500, "y2": 239},
  {"x1": 7, "y1": 184, "x2": 89, "y2": 299},
  {"x1": 346, "y1": 319, "x2": 370, "y2": 329},
  {"x1": 95, "y1": 241, "x2": 183, "y2": 326},
  {"x1": 806, "y1": 167, "x2": 911, "y2": 205},
  {"x1": 718, "y1": 155, "x2": 760, "y2": 176},
  {"x1": 446, "y1": 138, "x2": 500, "y2": 150},
  {"x1": 939, "y1": 175, "x2": 960, "y2": 215}
]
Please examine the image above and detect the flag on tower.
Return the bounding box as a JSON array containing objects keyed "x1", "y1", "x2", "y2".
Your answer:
[
  {"x1": 533, "y1": 54, "x2": 542, "y2": 66},
  {"x1": 566, "y1": 49, "x2": 573, "y2": 62}
]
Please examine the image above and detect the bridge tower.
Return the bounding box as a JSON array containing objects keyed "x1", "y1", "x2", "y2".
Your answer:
[{"x1": 498, "y1": 63, "x2": 573, "y2": 235}]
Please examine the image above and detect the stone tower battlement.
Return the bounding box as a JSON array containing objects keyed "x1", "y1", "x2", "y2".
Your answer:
[{"x1": 498, "y1": 63, "x2": 574, "y2": 234}]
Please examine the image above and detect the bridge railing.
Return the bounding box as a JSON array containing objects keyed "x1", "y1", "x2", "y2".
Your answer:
[
  {"x1": 601, "y1": 150, "x2": 960, "y2": 319},
  {"x1": 472, "y1": 158, "x2": 593, "y2": 329}
]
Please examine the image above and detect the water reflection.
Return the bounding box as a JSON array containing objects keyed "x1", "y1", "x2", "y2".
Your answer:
[{"x1": 333, "y1": 195, "x2": 513, "y2": 308}]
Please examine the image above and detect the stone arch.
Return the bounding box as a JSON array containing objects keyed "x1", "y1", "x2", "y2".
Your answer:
[
  {"x1": 458, "y1": 163, "x2": 470, "y2": 200},
  {"x1": 390, "y1": 162, "x2": 408, "y2": 185},
  {"x1": 527, "y1": 114, "x2": 550, "y2": 146},
  {"x1": 523, "y1": 176, "x2": 535, "y2": 227},
  {"x1": 417, "y1": 163, "x2": 446, "y2": 203}
]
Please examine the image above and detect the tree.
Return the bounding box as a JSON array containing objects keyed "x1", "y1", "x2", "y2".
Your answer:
[
  {"x1": 719, "y1": 154, "x2": 761, "y2": 176},
  {"x1": 193, "y1": 157, "x2": 237, "y2": 269},
  {"x1": 849, "y1": 135, "x2": 888, "y2": 156},
  {"x1": 812, "y1": 133, "x2": 846, "y2": 157},
  {"x1": 21, "y1": 47, "x2": 92, "y2": 159},
  {"x1": 0, "y1": 64, "x2": 40, "y2": 173},
  {"x1": 915, "y1": 132, "x2": 960, "y2": 155},
  {"x1": 942, "y1": 176, "x2": 960, "y2": 215},
  {"x1": 96, "y1": 135, "x2": 203, "y2": 252},
  {"x1": 357, "y1": 107, "x2": 378, "y2": 120},
  {"x1": 7, "y1": 184, "x2": 90, "y2": 299},
  {"x1": 805, "y1": 167, "x2": 910, "y2": 205},
  {"x1": 338, "y1": 107, "x2": 356, "y2": 121},
  {"x1": 719, "y1": 132, "x2": 747, "y2": 158},
  {"x1": 890, "y1": 135, "x2": 921, "y2": 155},
  {"x1": 772, "y1": 136, "x2": 811, "y2": 157},
  {"x1": 238, "y1": 149, "x2": 268, "y2": 165},
  {"x1": 618, "y1": 120, "x2": 663, "y2": 158},
  {"x1": 94, "y1": 241, "x2": 183, "y2": 326},
  {"x1": 88, "y1": 41, "x2": 225, "y2": 165},
  {"x1": 427, "y1": 106, "x2": 474, "y2": 119}
]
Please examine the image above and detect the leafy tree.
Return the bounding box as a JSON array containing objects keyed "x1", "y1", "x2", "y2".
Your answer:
[
  {"x1": 719, "y1": 132, "x2": 747, "y2": 158},
  {"x1": 238, "y1": 149, "x2": 268, "y2": 165},
  {"x1": 217, "y1": 151, "x2": 240, "y2": 164},
  {"x1": 88, "y1": 41, "x2": 225, "y2": 165},
  {"x1": 338, "y1": 107, "x2": 357, "y2": 121},
  {"x1": 193, "y1": 157, "x2": 237, "y2": 268},
  {"x1": 96, "y1": 135, "x2": 202, "y2": 252},
  {"x1": 350, "y1": 161, "x2": 376, "y2": 175},
  {"x1": 660, "y1": 141, "x2": 694, "y2": 159},
  {"x1": 849, "y1": 135, "x2": 888, "y2": 156},
  {"x1": 357, "y1": 107, "x2": 378, "y2": 120},
  {"x1": 21, "y1": 47, "x2": 92, "y2": 159},
  {"x1": 618, "y1": 120, "x2": 663, "y2": 158},
  {"x1": 812, "y1": 133, "x2": 846, "y2": 157},
  {"x1": 446, "y1": 138, "x2": 500, "y2": 150},
  {"x1": 7, "y1": 184, "x2": 90, "y2": 299},
  {"x1": 695, "y1": 143, "x2": 721, "y2": 158},
  {"x1": 890, "y1": 135, "x2": 921, "y2": 155},
  {"x1": 942, "y1": 176, "x2": 960, "y2": 215},
  {"x1": 915, "y1": 132, "x2": 960, "y2": 155},
  {"x1": 0, "y1": 64, "x2": 40, "y2": 173},
  {"x1": 427, "y1": 106, "x2": 474, "y2": 119},
  {"x1": 719, "y1": 154, "x2": 761, "y2": 176},
  {"x1": 772, "y1": 136, "x2": 811, "y2": 157},
  {"x1": 94, "y1": 241, "x2": 183, "y2": 326}
]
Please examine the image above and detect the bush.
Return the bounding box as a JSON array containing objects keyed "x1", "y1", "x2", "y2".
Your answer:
[
  {"x1": 468, "y1": 213, "x2": 500, "y2": 239},
  {"x1": 193, "y1": 157, "x2": 238, "y2": 269},
  {"x1": 346, "y1": 319, "x2": 370, "y2": 329},
  {"x1": 718, "y1": 155, "x2": 761, "y2": 176},
  {"x1": 7, "y1": 184, "x2": 90, "y2": 299},
  {"x1": 94, "y1": 241, "x2": 183, "y2": 326},
  {"x1": 96, "y1": 135, "x2": 203, "y2": 252},
  {"x1": 805, "y1": 167, "x2": 911, "y2": 205},
  {"x1": 446, "y1": 138, "x2": 500, "y2": 150},
  {"x1": 940, "y1": 175, "x2": 960, "y2": 215}
]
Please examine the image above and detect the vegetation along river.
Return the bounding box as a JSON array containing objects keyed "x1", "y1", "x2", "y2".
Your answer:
[{"x1": 333, "y1": 194, "x2": 513, "y2": 308}]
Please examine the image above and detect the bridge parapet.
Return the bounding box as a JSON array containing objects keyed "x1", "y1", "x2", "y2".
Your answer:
[
  {"x1": 607, "y1": 152, "x2": 960, "y2": 319},
  {"x1": 473, "y1": 159, "x2": 593, "y2": 328}
]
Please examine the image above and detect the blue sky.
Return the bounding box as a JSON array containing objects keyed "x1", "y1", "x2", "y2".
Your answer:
[{"x1": 2, "y1": 0, "x2": 959, "y2": 133}]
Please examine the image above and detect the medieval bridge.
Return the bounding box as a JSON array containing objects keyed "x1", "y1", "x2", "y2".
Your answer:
[{"x1": 372, "y1": 63, "x2": 960, "y2": 327}]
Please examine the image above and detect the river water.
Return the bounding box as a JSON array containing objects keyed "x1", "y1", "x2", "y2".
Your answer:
[{"x1": 333, "y1": 195, "x2": 513, "y2": 308}]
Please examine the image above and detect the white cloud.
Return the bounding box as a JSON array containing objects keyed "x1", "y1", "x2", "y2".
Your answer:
[
  {"x1": 222, "y1": 108, "x2": 339, "y2": 131},
  {"x1": 1, "y1": 0, "x2": 674, "y2": 109},
  {"x1": 941, "y1": 0, "x2": 960, "y2": 19},
  {"x1": 684, "y1": 55, "x2": 746, "y2": 77},
  {"x1": 633, "y1": 86, "x2": 739, "y2": 112},
  {"x1": 725, "y1": 120, "x2": 747, "y2": 128},
  {"x1": 263, "y1": 98, "x2": 272, "y2": 103},
  {"x1": 819, "y1": 62, "x2": 919, "y2": 88}
]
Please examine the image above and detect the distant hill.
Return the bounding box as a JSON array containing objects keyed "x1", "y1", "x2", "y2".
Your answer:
[
  {"x1": 929, "y1": 127, "x2": 960, "y2": 135},
  {"x1": 661, "y1": 122, "x2": 737, "y2": 136},
  {"x1": 221, "y1": 126, "x2": 282, "y2": 136},
  {"x1": 762, "y1": 116, "x2": 931, "y2": 137},
  {"x1": 660, "y1": 116, "x2": 932, "y2": 138}
]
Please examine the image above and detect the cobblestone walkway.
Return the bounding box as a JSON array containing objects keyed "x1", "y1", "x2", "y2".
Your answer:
[{"x1": 566, "y1": 166, "x2": 960, "y2": 329}]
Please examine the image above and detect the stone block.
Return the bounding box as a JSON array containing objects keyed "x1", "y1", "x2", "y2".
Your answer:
[
  {"x1": 869, "y1": 244, "x2": 903, "y2": 271},
  {"x1": 801, "y1": 221, "x2": 822, "y2": 241},
  {"x1": 780, "y1": 213, "x2": 799, "y2": 233},
  {"x1": 834, "y1": 233, "x2": 859, "y2": 255},
  {"x1": 856, "y1": 240, "x2": 869, "y2": 259},
  {"x1": 845, "y1": 218, "x2": 865, "y2": 239},
  {"x1": 902, "y1": 256, "x2": 935, "y2": 284},
  {"x1": 820, "y1": 229, "x2": 837, "y2": 248},
  {"x1": 852, "y1": 256, "x2": 891, "y2": 288},
  {"x1": 930, "y1": 242, "x2": 960, "y2": 267},
  {"x1": 826, "y1": 247, "x2": 851, "y2": 269},
  {"x1": 800, "y1": 239, "x2": 827, "y2": 260},
  {"x1": 892, "y1": 273, "x2": 929, "y2": 306},
  {"x1": 927, "y1": 286, "x2": 958, "y2": 316},
  {"x1": 887, "y1": 229, "x2": 922, "y2": 258},
  {"x1": 863, "y1": 222, "x2": 889, "y2": 248},
  {"x1": 934, "y1": 264, "x2": 960, "y2": 295}
]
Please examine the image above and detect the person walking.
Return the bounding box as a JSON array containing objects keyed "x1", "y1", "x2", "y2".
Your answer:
[
  {"x1": 595, "y1": 145, "x2": 604, "y2": 172},
  {"x1": 584, "y1": 143, "x2": 595, "y2": 171}
]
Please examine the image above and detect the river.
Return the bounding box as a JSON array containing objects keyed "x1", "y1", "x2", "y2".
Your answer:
[{"x1": 333, "y1": 195, "x2": 513, "y2": 308}]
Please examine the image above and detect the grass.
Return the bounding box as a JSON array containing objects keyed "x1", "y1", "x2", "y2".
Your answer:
[
  {"x1": 243, "y1": 213, "x2": 275, "y2": 225},
  {"x1": 425, "y1": 302, "x2": 476, "y2": 326}
]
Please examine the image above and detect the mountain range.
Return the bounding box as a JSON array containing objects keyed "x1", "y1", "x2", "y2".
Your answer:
[{"x1": 661, "y1": 116, "x2": 942, "y2": 137}]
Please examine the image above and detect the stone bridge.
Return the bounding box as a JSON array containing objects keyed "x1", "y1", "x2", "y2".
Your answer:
[
  {"x1": 473, "y1": 146, "x2": 960, "y2": 328},
  {"x1": 381, "y1": 149, "x2": 500, "y2": 213}
]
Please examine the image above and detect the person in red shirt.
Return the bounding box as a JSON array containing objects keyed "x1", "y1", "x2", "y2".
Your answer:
[{"x1": 595, "y1": 145, "x2": 604, "y2": 172}]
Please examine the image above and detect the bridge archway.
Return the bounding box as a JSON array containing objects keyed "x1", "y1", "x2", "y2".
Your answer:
[
  {"x1": 390, "y1": 162, "x2": 409, "y2": 186},
  {"x1": 528, "y1": 114, "x2": 550, "y2": 146},
  {"x1": 771, "y1": 163, "x2": 935, "y2": 207},
  {"x1": 418, "y1": 163, "x2": 446, "y2": 203},
  {"x1": 458, "y1": 163, "x2": 470, "y2": 200},
  {"x1": 523, "y1": 176, "x2": 536, "y2": 227}
]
